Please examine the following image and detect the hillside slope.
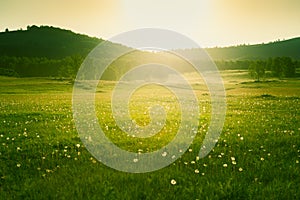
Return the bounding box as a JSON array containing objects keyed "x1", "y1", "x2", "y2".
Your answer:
[
  {"x1": 206, "y1": 37, "x2": 300, "y2": 60},
  {"x1": 0, "y1": 25, "x2": 102, "y2": 59}
]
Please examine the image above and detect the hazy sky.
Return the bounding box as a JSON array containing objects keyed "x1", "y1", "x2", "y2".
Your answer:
[{"x1": 1, "y1": 0, "x2": 299, "y2": 47}]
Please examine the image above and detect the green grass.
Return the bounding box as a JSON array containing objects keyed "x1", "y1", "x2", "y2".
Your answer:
[{"x1": 0, "y1": 71, "x2": 299, "y2": 199}]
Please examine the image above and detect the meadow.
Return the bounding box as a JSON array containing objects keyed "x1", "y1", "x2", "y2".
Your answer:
[{"x1": 0, "y1": 71, "x2": 299, "y2": 199}]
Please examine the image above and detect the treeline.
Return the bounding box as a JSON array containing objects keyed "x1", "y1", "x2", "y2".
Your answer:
[
  {"x1": 0, "y1": 55, "x2": 83, "y2": 78},
  {"x1": 0, "y1": 54, "x2": 298, "y2": 80},
  {"x1": 216, "y1": 57, "x2": 299, "y2": 80}
]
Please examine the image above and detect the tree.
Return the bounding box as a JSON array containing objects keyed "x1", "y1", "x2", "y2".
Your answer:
[{"x1": 249, "y1": 61, "x2": 265, "y2": 81}]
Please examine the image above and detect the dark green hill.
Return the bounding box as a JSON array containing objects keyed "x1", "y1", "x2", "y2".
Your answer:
[
  {"x1": 0, "y1": 25, "x2": 102, "y2": 59},
  {"x1": 206, "y1": 37, "x2": 300, "y2": 60},
  {"x1": 0, "y1": 25, "x2": 299, "y2": 78},
  {"x1": 0, "y1": 25, "x2": 299, "y2": 61}
]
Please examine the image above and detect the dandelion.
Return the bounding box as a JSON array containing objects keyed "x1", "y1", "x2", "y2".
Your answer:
[
  {"x1": 232, "y1": 161, "x2": 237, "y2": 165},
  {"x1": 17, "y1": 163, "x2": 21, "y2": 168},
  {"x1": 238, "y1": 167, "x2": 243, "y2": 172},
  {"x1": 223, "y1": 163, "x2": 228, "y2": 168},
  {"x1": 260, "y1": 157, "x2": 264, "y2": 161},
  {"x1": 231, "y1": 157, "x2": 235, "y2": 161},
  {"x1": 170, "y1": 179, "x2": 177, "y2": 185},
  {"x1": 194, "y1": 169, "x2": 199, "y2": 174}
]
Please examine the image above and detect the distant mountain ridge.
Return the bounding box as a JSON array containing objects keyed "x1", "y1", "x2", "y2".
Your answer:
[{"x1": 0, "y1": 25, "x2": 299, "y2": 60}]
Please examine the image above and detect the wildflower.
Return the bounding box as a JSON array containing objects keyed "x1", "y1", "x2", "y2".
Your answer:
[
  {"x1": 201, "y1": 173, "x2": 205, "y2": 176},
  {"x1": 191, "y1": 161, "x2": 195, "y2": 164},
  {"x1": 260, "y1": 157, "x2": 264, "y2": 161},
  {"x1": 231, "y1": 157, "x2": 235, "y2": 161},
  {"x1": 223, "y1": 164, "x2": 228, "y2": 168},
  {"x1": 194, "y1": 169, "x2": 199, "y2": 174},
  {"x1": 161, "y1": 152, "x2": 167, "y2": 157},
  {"x1": 232, "y1": 161, "x2": 237, "y2": 165},
  {"x1": 133, "y1": 158, "x2": 138, "y2": 163},
  {"x1": 296, "y1": 160, "x2": 299, "y2": 164},
  {"x1": 188, "y1": 148, "x2": 192, "y2": 152},
  {"x1": 170, "y1": 179, "x2": 177, "y2": 185},
  {"x1": 76, "y1": 144, "x2": 80, "y2": 148},
  {"x1": 238, "y1": 167, "x2": 243, "y2": 172},
  {"x1": 17, "y1": 163, "x2": 21, "y2": 168}
]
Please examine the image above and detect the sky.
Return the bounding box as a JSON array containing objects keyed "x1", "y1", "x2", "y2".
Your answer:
[{"x1": 1, "y1": 0, "x2": 300, "y2": 47}]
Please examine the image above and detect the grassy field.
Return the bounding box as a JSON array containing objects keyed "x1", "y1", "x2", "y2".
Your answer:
[{"x1": 0, "y1": 71, "x2": 299, "y2": 199}]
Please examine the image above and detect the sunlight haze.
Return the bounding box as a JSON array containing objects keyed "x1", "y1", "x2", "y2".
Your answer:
[{"x1": 1, "y1": 0, "x2": 299, "y2": 47}]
